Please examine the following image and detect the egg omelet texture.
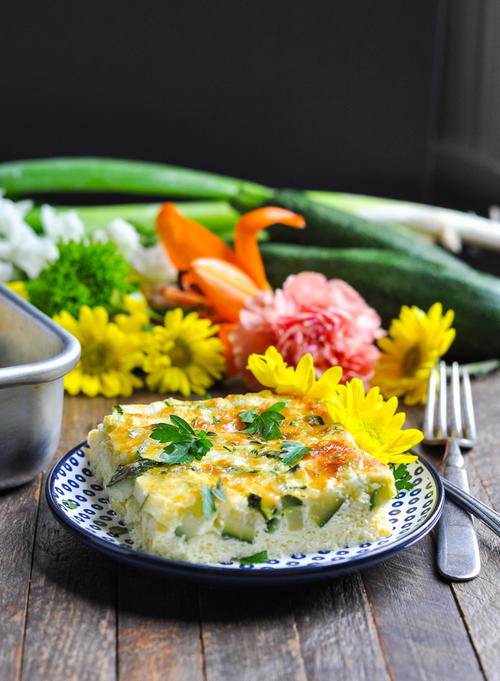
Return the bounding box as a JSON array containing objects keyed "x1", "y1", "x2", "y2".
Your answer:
[{"x1": 87, "y1": 393, "x2": 396, "y2": 563}]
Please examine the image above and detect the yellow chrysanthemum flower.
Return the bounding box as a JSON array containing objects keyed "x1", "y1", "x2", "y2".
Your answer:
[
  {"x1": 5, "y1": 280, "x2": 28, "y2": 300},
  {"x1": 114, "y1": 293, "x2": 150, "y2": 335},
  {"x1": 247, "y1": 346, "x2": 342, "y2": 399},
  {"x1": 324, "y1": 378, "x2": 422, "y2": 464},
  {"x1": 54, "y1": 306, "x2": 144, "y2": 397},
  {"x1": 373, "y1": 302, "x2": 455, "y2": 405},
  {"x1": 143, "y1": 308, "x2": 225, "y2": 396}
]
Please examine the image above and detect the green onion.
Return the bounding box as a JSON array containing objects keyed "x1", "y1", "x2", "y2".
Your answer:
[
  {"x1": 0, "y1": 157, "x2": 272, "y2": 205},
  {"x1": 24, "y1": 200, "x2": 240, "y2": 239}
]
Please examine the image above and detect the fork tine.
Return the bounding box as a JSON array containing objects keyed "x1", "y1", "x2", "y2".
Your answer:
[
  {"x1": 424, "y1": 366, "x2": 437, "y2": 439},
  {"x1": 462, "y1": 367, "x2": 477, "y2": 443},
  {"x1": 438, "y1": 361, "x2": 448, "y2": 438},
  {"x1": 450, "y1": 361, "x2": 462, "y2": 437}
]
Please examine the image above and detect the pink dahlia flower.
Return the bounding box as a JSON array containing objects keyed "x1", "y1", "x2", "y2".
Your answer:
[{"x1": 231, "y1": 272, "x2": 383, "y2": 387}]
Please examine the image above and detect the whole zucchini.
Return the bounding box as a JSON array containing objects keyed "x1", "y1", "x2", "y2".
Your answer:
[
  {"x1": 264, "y1": 189, "x2": 467, "y2": 271},
  {"x1": 261, "y1": 243, "x2": 500, "y2": 362}
]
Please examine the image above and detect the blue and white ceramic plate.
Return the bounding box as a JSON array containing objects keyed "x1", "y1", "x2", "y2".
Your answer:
[{"x1": 46, "y1": 443, "x2": 444, "y2": 584}]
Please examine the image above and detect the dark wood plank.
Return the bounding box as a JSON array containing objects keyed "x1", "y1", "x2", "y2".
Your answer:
[
  {"x1": 467, "y1": 374, "x2": 500, "y2": 510},
  {"x1": 117, "y1": 566, "x2": 203, "y2": 681},
  {"x1": 449, "y1": 373, "x2": 500, "y2": 681},
  {"x1": 0, "y1": 477, "x2": 40, "y2": 681},
  {"x1": 20, "y1": 396, "x2": 117, "y2": 681},
  {"x1": 200, "y1": 586, "x2": 307, "y2": 681},
  {"x1": 362, "y1": 536, "x2": 485, "y2": 681},
  {"x1": 451, "y1": 462, "x2": 500, "y2": 681},
  {"x1": 294, "y1": 574, "x2": 390, "y2": 681}
]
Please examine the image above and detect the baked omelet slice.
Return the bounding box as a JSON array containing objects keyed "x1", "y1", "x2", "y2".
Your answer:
[{"x1": 87, "y1": 393, "x2": 396, "y2": 563}]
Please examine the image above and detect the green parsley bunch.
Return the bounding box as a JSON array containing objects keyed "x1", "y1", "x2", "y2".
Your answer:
[{"x1": 26, "y1": 240, "x2": 136, "y2": 317}]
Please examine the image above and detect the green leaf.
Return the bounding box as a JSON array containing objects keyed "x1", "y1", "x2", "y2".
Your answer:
[
  {"x1": 239, "y1": 550, "x2": 269, "y2": 565},
  {"x1": 278, "y1": 441, "x2": 310, "y2": 466},
  {"x1": 389, "y1": 463, "x2": 414, "y2": 491},
  {"x1": 212, "y1": 478, "x2": 227, "y2": 502},
  {"x1": 201, "y1": 484, "x2": 217, "y2": 519},
  {"x1": 62, "y1": 499, "x2": 78, "y2": 509},
  {"x1": 150, "y1": 414, "x2": 215, "y2": 465},
  {"x1": 113, "y1": 405, "x2": 124, "y2": 414},
  {"x1": 160, "y1": 444, "x2": 196, "y2": 465},
  {"x1": 238, "y1": 402, "x2": 286, "y2": 440},
  {"x1": 107, "y1": 459, "x2": 164, "y2": 486},
  {"x1": 169, "y1": 414, "x2": 195, "y2": 435},
  {"x1": 239, "y1": 407, "x2": 258, "y2": 424},
  {"x1": 201, "y1": 479, "x2": 227, "y2": 518}
]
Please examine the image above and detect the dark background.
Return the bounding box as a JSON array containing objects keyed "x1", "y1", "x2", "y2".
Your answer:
[{"x1": 1, "y1": 0, "x2": 443, "y2": 202}]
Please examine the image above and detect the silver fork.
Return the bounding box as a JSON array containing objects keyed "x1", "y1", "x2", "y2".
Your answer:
[{"x1": 423, "y1": 361, "x2": 481, "y2": 580}]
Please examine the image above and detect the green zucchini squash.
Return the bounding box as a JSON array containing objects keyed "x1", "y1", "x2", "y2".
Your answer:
[
  {"x1": 261, "y1": 243, "x2": 500, "y2": 362},
  {"x1": 263, "y1": 189, "x2": 467, "y2": 271}
]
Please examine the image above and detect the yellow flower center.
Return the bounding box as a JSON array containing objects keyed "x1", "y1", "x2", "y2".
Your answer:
[
  {"x1": 402, "y1": 344, "x2": 422, "y2": 376},
  {"x1": 169, "y1": 339, "x2": 192, "y2": 368},
  {"x1": 81, "y1": 343, "x2": 112, "y2": 374}
]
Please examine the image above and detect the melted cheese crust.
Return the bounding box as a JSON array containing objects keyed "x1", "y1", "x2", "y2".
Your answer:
[{"x1": 87, "y1": 392, "x2": 396, "y2": 563}]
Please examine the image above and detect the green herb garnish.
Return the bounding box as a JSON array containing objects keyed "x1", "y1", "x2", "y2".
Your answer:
[
  {"x1": 62, "y1": 499, "x2": 78, "y2": 509},
  {"x1": 201, "y1": 479, "x2": 227, "y2": 518},
  {"x1": 151, "y1": 415, "x2": 215, "y2": 465},
  {"x1": 212, "y1": 477, "x2": 227, "y2": 502},
  {"x1": 307, "y1": 414, "x2": 324, "y2": 426},
  {"x1": 113, "y1": 405, "x2": 124, "y2": 414},
  {"x1": 107, "y1": 459, "x2": 164, "y2": 486},
  {"x1": 239, "y1": 550, "x2": 269, "y2": 565},
  {"x1": 390, "y1": 463, "x2": 414, "y2": 491},
  {"x1": 278, "y1": 441, "x2": 310, "y2": 466},
  {"x1": 238, "y1": 402, "x2": 286, "y2": 440}
]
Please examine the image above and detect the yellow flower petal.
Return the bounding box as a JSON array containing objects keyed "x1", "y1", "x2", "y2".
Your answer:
[
  {"x1": 54, "y1": 305, "x2": 145, "y2": 398},
  {"x1": 324, "y1": 378, "x2": 422, "y2": 464},
  {"x1": 372, "y1": 302, "x2": 455, "y2": 405},
  {"x1": 142, "y1": 308, "x2": 225, "y2": 397},
  {"x1": 247, "y1": 346, "x2": 342, "y2": 398}
]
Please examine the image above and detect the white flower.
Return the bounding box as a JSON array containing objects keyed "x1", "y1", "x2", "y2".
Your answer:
[
  {"x1": 40, "y1": 204, "x2": 86, "y2": 244},
  {"x1": 130, "y1": 242, "x2": 176, "y2": 281},
  {"x1": 0, "y1": 192, "x2": 58, "y2": 278},
  {"x1": 93, "y1": 218, "x2": 141, "y2": 261},
  {"x1": 130, "y1": 242, "x2": 177, "y2": 306},
  {"x1": 0, "y1": 261, "x2": 14, "y2": 282}
]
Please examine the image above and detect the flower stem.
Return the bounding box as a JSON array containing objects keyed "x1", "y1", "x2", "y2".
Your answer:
[{"x1": 25, "y1": 200, "x2": 240, "y2": 238}]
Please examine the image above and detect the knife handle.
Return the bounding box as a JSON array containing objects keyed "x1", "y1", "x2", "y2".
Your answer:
[{"x1": 437, "y1": 455, "x2": 481, "y2": 581}]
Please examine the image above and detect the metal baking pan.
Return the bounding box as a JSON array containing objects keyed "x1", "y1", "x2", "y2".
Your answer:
[{"x1": 0, "y1": 285, "x2": 80, "y2": 489}]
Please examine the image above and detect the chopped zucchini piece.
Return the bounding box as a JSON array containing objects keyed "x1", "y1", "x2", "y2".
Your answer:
[
  {"x1": 247, "y1": 493, "x2": 274, "y2": 520},
  {"x1": 222, "y1": 510, "x2": 256, "y2": 543},
  {"x1": 311, "y1": 492, "x2": 345, "y2": 527},
  {"x1": 109, "y1": 477, "x2": 135, "y2": 502},
  {"x1": 369, "y1": 475, "x2": 397, "y2": 509},
  {"x1": 282, "y1": 494, "x2": 303, "y2": 509}
]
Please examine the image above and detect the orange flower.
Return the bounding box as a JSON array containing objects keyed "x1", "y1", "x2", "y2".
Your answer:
[{"x1": 156, "y1": 203, "x2": 305, "y2": 323}]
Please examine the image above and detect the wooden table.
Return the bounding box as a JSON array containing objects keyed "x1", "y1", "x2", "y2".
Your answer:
[{"x1": 1, "y1": 376, "x2": 499, "y2": 681}]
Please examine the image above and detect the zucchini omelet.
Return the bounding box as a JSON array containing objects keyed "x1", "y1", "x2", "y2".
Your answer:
[{"x1": 87, "y1": 392, "x2": 396, "y2": 563}]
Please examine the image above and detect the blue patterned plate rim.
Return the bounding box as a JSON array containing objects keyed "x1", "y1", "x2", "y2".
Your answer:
[{"x1": 46, "y1": 442, "x2": 444, "y2": 583}]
